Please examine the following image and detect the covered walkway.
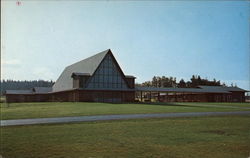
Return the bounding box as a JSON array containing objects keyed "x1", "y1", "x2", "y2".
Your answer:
[{"x1": 135, "y1": 86, "x2": 246, "y2": 102}]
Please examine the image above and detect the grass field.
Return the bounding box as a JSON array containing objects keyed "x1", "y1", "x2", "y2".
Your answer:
[
  {"x1": 1, "y1": 102, "x2": 250, "y2": 157},
  {"x1": 1, "y1": 115, "x2": 250, "y2": 158},
  {"x1": 0, "y1": 96, "x2": 5, "y2": 103},
  {"x1": 1, "y1": 102, "x2": 250, "y2": 120}
]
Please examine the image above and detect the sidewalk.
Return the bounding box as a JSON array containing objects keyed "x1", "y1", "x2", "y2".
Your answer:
[{"x1": 1, "y1": 111, "x2": 250, "y2": 126}]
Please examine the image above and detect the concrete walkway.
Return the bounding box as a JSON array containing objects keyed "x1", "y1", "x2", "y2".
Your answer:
[
  {"x1": 1, "y1": 111, "x2": 250, "y2": 127},
  {"x1": 184, "y1": 104, "x2": 250, "y2": 109}
]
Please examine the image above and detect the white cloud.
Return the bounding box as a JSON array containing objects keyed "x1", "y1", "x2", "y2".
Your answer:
[
  {"x1": 1, "y1": 59, "x2": 21, "y2": 66},
  {"x1": 1, "y1": 66, "x2": 56, "y2": 81},
  {"x1": 1, "y1": 59, "x2": 22, "y2": 80},
  {"x1": 1, "y1": 65, "x2": 22, "y2": 80},
  {"x1": 32, "y1": 67, "x2": 55, "y2": 80}
]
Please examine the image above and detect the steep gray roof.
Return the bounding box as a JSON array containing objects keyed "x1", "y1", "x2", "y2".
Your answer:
[{"x1": 53, "y1": 49, "x2": 110, "y2": 92}]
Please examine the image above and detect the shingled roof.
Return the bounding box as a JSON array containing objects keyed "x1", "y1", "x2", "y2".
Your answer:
[
  {"x1": 53, "y1": 49, "x2": 110, "y2": 92},
  {"x1": 198, "y1": 86, "x2": 248, "y2": 92},
  {"x1": 33, "y1": 87, "x2": 52, "y2": 94},
  {"x1": 5, "y1": 90, "x2": 33, "y2": 95},
  {"x1": 136, "y1": 85, "x2": 248, "y2": 93},
  {"x1": 5, "y1": 87, "x2": 52, "y2": 95},
  {"x1": 135, "y1": 87, "x2": 231, "y2": 93}
]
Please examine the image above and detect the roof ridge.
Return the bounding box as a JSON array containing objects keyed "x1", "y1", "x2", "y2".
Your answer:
[{"x1": 66, "y1": 49, "x2": 110, "y2": 68}]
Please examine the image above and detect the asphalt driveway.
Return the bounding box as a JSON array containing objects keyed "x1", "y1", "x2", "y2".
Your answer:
[{"x1": 1, "y1": 111, "x2": 250, "y2": 126}]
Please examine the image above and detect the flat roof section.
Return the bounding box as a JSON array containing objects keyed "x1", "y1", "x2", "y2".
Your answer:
[{"x1": 135, "y1": 87, "x2": 231, "y2": 94}]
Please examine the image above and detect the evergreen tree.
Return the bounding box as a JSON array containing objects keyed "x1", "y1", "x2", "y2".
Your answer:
[
  {"x1": 178, "y1": 79, "x2": 186, "y2": 88},
  {"x1": 0, "y1": 80, "x2": 55, "y2": 95}
]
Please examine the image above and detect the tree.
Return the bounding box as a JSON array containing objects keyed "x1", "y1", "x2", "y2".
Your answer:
[
  {"x1": 142, "y1": 81, "x2": 151, "y2": 87},
  {"x1": 0, "y1": 80, "x2": 55, "y2": 95},
  {"x1": 178, "y1": 79, "x2": 186, "y2": 88},
  {"x1": 152, "y1": 76, "x2": 158, "y2": 87},
  {"x1": 139, "y1": 75, "x2": 225, "y2": 88},
  {"x1": 157, "y1": 76, "x2": 162, "y2": 87}
]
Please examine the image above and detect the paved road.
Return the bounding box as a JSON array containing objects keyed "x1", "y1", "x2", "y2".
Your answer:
[
  {"x1": 187, "y1": 104, "x2": 250, "y2": 109},
  {"x1": 1, "y1": 111, "x2": 250, "y2": 127}
]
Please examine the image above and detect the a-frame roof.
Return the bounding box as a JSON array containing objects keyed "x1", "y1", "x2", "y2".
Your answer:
[
  {"x1": 66, "y1": 49, "x2": 109, "y2": 75},
  {"x1": 53, "y1": 49, "x2": 128, "y2": 92}
]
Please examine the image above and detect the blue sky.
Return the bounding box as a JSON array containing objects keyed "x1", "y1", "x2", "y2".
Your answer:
[{"x1": 1, "y1": 1, "x2": 249, "y2": 90}]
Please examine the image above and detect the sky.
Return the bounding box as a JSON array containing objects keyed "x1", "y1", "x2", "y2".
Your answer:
[{"x1": 1, "y1": 0, "x2": 249, "y2": 90}]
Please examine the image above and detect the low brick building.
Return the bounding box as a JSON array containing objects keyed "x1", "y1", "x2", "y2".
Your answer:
[
  {"x1": 5, "y1": 87, "x2": 52, "y2": 103},
  {"x1": 5, "y1": 49, "x2": 248, "y2": 103}
]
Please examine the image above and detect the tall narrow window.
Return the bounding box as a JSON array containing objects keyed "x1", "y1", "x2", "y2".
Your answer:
[{"x1": 86, "y1": 54, "x2": 128, "y2": 90}]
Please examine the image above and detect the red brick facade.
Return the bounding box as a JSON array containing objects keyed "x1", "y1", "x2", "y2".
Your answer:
[{"x1": 6, "y1": 90, "x2": 135, "y2": 103}]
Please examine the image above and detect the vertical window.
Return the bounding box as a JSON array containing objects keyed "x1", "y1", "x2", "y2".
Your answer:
[{"x1": 87, "y1": 54, "x2": 128, "y2": 89}]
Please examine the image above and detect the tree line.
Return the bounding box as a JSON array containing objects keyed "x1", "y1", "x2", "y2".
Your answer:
[
  {"x1": 0, "y1": 80, "x2": 55, "y2": 95},
  {"x1": 0, "y1": 75, "x2": 236, "y2": 95},
  {"x1": 136, "y1": 75, "x2": 230, "y2": 88}
]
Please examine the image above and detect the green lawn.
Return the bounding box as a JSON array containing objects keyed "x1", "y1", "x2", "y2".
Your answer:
[
  {"x1": 1, "y1": 115, "x2": 250, "y2": 158},
  {"x1": 1, "y1": 102, "x2": 250, "y2": 120},
  {"x1": 0, "y1": 96, "x2": 5, "y2": 103}
]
